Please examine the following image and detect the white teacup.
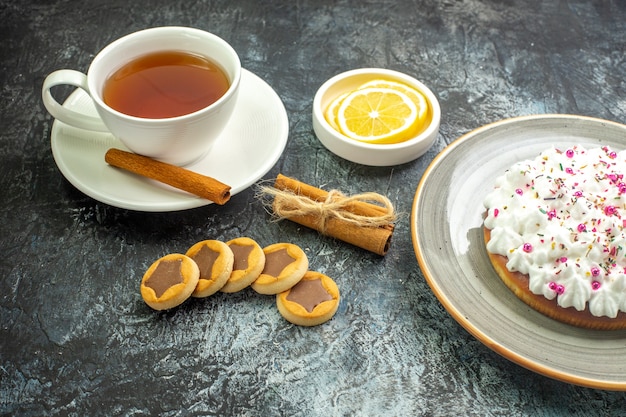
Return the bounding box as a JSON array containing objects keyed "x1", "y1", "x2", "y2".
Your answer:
[{"x1": 42, "y1": 26, "x2": 241, "y2": 166}]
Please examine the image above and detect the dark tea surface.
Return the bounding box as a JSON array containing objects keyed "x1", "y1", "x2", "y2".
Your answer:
[{"x1": 103, "y1": 50, "x2": 229, "y2": 119}]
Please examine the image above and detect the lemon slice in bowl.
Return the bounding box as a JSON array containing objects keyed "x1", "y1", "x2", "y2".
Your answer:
[
  {"x1": 324, "y1": 91, "x2": 349, "y2": 131},
  {"x1": 358, "y1": 79, "x2": 429, "y2": 134},
  {"x1": 335, "y1": 87, "x2": 419, "y2": 144}
]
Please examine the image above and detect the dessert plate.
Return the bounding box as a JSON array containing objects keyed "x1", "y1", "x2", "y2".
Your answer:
[
  {"x1": 50, "y1": 69, "x2": 289, "y2": 211},
  {"x1": 411, "y1": 114, "x2": 626, "y2": 390}
]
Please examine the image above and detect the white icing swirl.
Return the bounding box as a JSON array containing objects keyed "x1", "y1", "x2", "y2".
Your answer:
[{"x1": 484, "y1": 146, "x2": 626, "y2": 318}]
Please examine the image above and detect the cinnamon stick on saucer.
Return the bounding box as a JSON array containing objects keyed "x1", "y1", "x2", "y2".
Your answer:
[
  {"x1": 269, "y1": 174, "x2": 396, "y2": 256},
  {"x1": 104, "y1": 148, "x2": 231, "y2": 205}
]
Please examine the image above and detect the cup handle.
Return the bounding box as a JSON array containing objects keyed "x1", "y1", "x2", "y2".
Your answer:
[{"x1": 42, "y1": 69, "x2": 109, "y2": 132}]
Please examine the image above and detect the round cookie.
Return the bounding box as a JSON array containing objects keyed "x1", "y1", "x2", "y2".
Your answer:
[
  {"x1": 140, "y1": 253, "x2": 200, "y2": 310},
  {"x1": 221, "y1": 237, "x2": 266, "y2": 293},
  {"x1": 251, "y1": 243, "x2": 309, "y2": 295},
  {"x1": 276, "y1": 271, "x2": 340, "y2": 326},
  {"x1": 186, "y1": 240, "x2": 234, "y2": 297}
]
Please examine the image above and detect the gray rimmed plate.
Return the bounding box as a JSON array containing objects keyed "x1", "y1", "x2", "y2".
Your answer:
[{"x1": 411, "y1": 114, "x2": 626, "y2": 390}]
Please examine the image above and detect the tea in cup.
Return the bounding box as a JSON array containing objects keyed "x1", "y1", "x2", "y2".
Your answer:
[{"x1": 42, "y1": 26, "x2": 241, "y2": 166}]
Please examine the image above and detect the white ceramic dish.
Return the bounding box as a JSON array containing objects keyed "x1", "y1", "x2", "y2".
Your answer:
[
  {"x1": 312, "y1": 68, "x2": 440, "y2": 166},
  {"x1": 50, "y1": 69, "x2": 288, "y2": 211},
  {"x1": 412, "y1": 114, "x2": 626, "y2": 390}
]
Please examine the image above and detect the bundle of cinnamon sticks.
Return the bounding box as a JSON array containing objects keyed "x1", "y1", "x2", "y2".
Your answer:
[{"x1": 264, "y1": 174, "x2": 396, "y2": 256}]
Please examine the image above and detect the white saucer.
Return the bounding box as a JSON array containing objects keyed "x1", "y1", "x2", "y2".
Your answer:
[{"x1": 50, "y1": 69, "x2": 289, "y2": 211}]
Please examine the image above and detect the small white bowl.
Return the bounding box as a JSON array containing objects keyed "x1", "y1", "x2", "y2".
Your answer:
[{"x1": 312, "y1": 68, "x2": 441, "y2": 166}]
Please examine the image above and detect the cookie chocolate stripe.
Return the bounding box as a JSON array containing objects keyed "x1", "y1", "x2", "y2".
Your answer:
[
  {"x1": 185, "y1": 240, "x2": 234, "y2": 298},
  {"x1": 140, "y1": 253, "x2": 200, "y2": 311},
  {"x1": 229, "y1": 243, "x2": 253, "y2": 270},
  {"x1": 191, "y1": 245, "x2": 219, "y2": 278},
  {"x1": 221, "y1": 237, "x2": 265, "y2": 293},
  {"x1": 251, "y1": 243, "x2": 308, "y2": 295},
  {"x1": 286, "y1": 278, "x2": 333, "y2": 313},
  {"x1": 144, "y1": 259, "x2": 184, "y2": 298},
  {"x1": 276, "y1": 271, "x2": 340, "y2": 326},
  {"x1": 262, "y1": 248, "x2": 295, "y2": 276}
]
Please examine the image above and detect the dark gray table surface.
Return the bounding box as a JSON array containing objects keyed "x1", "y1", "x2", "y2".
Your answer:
[{"x1": 2, "y1": 0, "x2": 626, "y2": 415}]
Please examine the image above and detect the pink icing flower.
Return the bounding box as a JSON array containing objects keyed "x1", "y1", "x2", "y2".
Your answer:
[
  {"x1": 523, "y1": 243, "x2": 533, "y2": 253},
  {"x1": 515, "y1": 188, "x2": 523, "y2": 195},
  {"x1": 604, "y1": 205, "x2": 616, "y2": 216},
  {"x1": 565, "y1": 167, "x2": 574, "y2": 174},
  {"x1": 592, "y1": 281, "x2": 601, "y2": 291},
  {"x1": 577, "y1": 223, "x2": 587, "y2": 232},
  {"x1": 547, "y1": 209, "x2": 557, "y2": 219},
  {"x1": 566, "y1": 149, "x2": 575, "y2": 158},
  {"x1": 591, "y1": 267, "x2": 601, "y2": 277}
]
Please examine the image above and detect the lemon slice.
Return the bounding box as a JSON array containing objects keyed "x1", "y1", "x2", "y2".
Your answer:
[
  {"x1": 324, "y1": 91, "x2": 349, "y2": 131},
  {"x1": 336, "y1": 87, "x2": 419, "y2": 144},
  {"x1": 359, "y1": 79, "x2": 429, "y2": 134}
]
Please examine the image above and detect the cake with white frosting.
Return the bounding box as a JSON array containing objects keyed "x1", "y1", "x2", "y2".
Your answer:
[{"x1": 483, "y1": 145, "x2": 626, "y2": 329}]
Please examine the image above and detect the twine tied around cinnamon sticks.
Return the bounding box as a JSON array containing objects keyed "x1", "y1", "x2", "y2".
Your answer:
[
  {"x1": 258, "y1": 174, "x2": 397, "y2": 256},
  {"x1": 268, "y1": 188, "x2": 396, "y2": 230}
]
